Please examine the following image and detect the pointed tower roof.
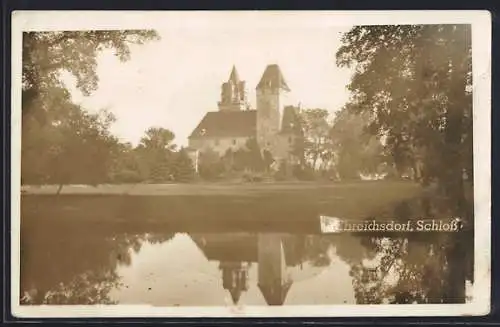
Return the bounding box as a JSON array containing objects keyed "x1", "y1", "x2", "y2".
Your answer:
[
  {"x1": 229, "y1": 65, "x2": 240, "y2": 83},
  {"x1": 258, "y1": 281, "x2": 293, "y2": 305},
  {"x1": 256, "y1": 64, "x2": 291, "y2": 91},
  {"x1": 229, "y1": 288, "x2": 243, "y2": 305}
]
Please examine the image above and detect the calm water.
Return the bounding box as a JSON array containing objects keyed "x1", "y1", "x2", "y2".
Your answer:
[{"x1": 19, "y1": 194, "x2": 474, "y2": 306}]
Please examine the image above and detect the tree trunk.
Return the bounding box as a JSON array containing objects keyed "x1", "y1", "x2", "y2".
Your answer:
[
  {"x1": 442, "y1": 31, "x2": 470, "y2": 218},
  {"x1": 56, "y1": 183, "x2": 64, "y2": 195},
  {"x1": 312, "y1": 154, "x2": 319, "y2": 171},
  {"x1": 443, "y1": 103, "x2": 466, "y2": 216},
  {"x1": 443, "y1": 235, "x2": 466, "y2": 303}
]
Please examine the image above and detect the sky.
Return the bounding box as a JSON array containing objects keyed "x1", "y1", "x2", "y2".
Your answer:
[
  {"x1": 60, "y1": 16, "x2": 355, "y2": 147},
  {"x1": 15, "y1": 10, "x2": 489, "y2": 150},
  {"x1": 111, "y1": 233, "x2": 355, "y2": 306}
]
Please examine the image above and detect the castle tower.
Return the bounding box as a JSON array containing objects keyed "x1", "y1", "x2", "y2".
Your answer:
[
  {"x1": 220, "y1": 261, "x2": 250, "y2": 305},
  {"x1": 257, "y1": 233, "x2": 293, "y2": 306},
  {"x1": 256, "y1": 64, "x2": 291, "y2": 152},
  {"x1": 218, "y1": 65, "x2": 248, "y2": 111}
]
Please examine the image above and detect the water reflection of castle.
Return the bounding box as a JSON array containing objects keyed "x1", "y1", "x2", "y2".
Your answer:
[{"x1": 190, "y1": 233, "x2": 309, "y2": 305}]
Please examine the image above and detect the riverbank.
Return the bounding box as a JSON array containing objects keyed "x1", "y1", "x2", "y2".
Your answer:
[
  {"x1": 20, "y1": 180, "x2": 420, "y2": 196},
  {"x1": 19, "y1": 181, "x2": 430, "y2": 232}
]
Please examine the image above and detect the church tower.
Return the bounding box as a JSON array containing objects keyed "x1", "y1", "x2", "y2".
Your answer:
[
  {"x1": 256, "y1": 64, "x2": 291, "y2": 152},
  {"x1": 218, "y1": 65, "x2": 248, "y2": 111},
  {"x1": 220, "y1": 261, "x2": 250, "y2": 305},
  {"x1": 257, "y1": 233, "x2": 293, "y2": 306}
]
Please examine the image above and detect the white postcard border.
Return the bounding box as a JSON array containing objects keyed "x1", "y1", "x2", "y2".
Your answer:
[{"x1": 10, "y1": 10, "x2": 491, "y2": 318}]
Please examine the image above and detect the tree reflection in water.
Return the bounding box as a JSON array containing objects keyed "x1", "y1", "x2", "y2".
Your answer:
[
  {"x1": 190, "y1": 230, "x2": 471, "y2": 305},
  {"x1": 341, "y1": 193, "x2": 473, "y2": 305},
  {"x1": 348, "y1": 235, "x2": 455, "y2": 304},
  {"x1": 25, "y1": 270, "x2": 121, "y2": 305},
  {"x1": 20, "y1": 222, "x2": 175, "y2": 305},
  {"x1": 20, "y1": 194, "x2": 472, "y2": 306}
]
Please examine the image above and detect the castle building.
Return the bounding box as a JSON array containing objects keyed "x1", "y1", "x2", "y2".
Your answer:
[
  {"x1": 190, "y1": 232, "x2": 308, "y2": 306},
  {"x1": 188, "y1": 64, "x2": 303, "y2": 166}
]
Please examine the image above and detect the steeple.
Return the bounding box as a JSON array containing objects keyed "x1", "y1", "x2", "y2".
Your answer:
[
  {"x1": 229, "y1": 65, "x2": 240, "y2": 83},
  {"x1": 258, "y1": 280, "x2": 293, "y2": 306},
  {"x1": 229, "y1": 287, "x2": 243, "y2": 304},
  {"x1": 256, "y1": 64, "x2": 291, "y2": 92},
  {"x1": 257, "y1": 234, "x2": 293, "y2": 306},
  {"x1": 220, "y1": 261, "x2": 249, "y2": 305},
  {"x1": 218, "y1": 65, "x2": 248, "y2": 111},
  {"x1": 255, "y1": 63, "x2": 292, "y2": 153}
]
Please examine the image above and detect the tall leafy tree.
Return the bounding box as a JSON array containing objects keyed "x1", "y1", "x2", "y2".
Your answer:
[
  {"x1": 244, "y1": 138, "x2": 265, "y2": 172},
  {"x1": 138, "y1": 127, "x2": 177, "y2": 151},
  {"x1": 298, "y1": 108, "x2": 332, "y2": 170},
  {"x1": 22, "y1": 30, "x2": 160, "y2": 186},
  {"x1": 22, "y1": 30, "x2": 160, "y2": 114},
  {"x1": 336, "y1": 25, "x2": 472, "y2": 215},
  {"x1": 198, "y1": 148, "x2": 224, "y2": 180},
  {"x1": 108, "y1": 142, "x2": 144, "y2": 184},
  {"x1": 171, "y1": 148, "x2": 195, "y2": 182},
  {"x1": 136, "y1": 127, "x2": 177, "y2": 183},
  {"x1": 330, "y1": 106, "x2": 385, "y2": 179},
  {"x1": 20, "y1": 220, "x2": 147, "y2": 304},
  {"x1": 47, "y1": 107, "x2": 118, "y2": 193}
]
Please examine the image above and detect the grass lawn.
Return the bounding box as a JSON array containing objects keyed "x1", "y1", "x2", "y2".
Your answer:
[
  {"x1": 21, "y1": 180, "x2": 420, "y2": 196},
  {"x1": 19, "y1": 181, "x2": 428, "y2": 233}
]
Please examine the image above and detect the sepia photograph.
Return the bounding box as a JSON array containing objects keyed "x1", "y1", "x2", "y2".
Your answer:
[{"x1": 11, "y1": 11, "x2": 491, "y2": 318}]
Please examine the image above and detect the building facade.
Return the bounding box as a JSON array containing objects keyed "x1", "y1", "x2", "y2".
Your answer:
[
  {"x1": 188, "y1": 65, "x2": 303, "y2": 168},
  {"x1": 190, "y1": 233, "x2": 309, "y2": 305}
]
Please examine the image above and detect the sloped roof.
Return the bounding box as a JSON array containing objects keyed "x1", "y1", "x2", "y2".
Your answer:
[
  {"x1": 229, "y1": 288, "x2": 243, "y2": 305},
  {"x1": 190, "y1": 234, "x2": 307, "y2": 265},
  {"x1": 189, "y1": 110, "x2": 257, "y2": 139},
  {"x1": 190, "y1": 234, "x2": 258, "y2": 262},
  {"x1": 258, "y1": 281, "x2": 293, "y2": 305},
  {"x1": 280, "y1": 106, "x2": 303, "y2": 135},
  {"x1": 256, "y1": 64, "x2": 291, "y2": 91}
]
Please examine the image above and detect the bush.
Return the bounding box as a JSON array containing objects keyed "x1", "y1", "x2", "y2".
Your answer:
[
  {"x1": 171, "y1": 149, "x2": 195, "y2": 182},
  {"x1": 274, "y1": 160, "x2": 289, "y2": 181},
  {"x1": 292, "y1": 165, "x2": 316, "y2": 181},
  {"x1": 199, "y1": 161, "x2": 224, "y2": 181},
  {"x1": 242, "y1": 171, "x2": 264, "y2": 183},
  {"x1": 111, "y1": 169, "x2": 143, "y2": 184},
  {"x1": 198, "y1": 149, "x2": 225, "y2": 181}
]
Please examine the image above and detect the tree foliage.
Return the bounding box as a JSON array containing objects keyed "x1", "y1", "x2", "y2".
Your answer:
[
  {"x1": 20, "y1": 222, "x2": 151, "y2": 305},
  {"x1": 171, "y1": 148, "x2": 196, "y2": 182},
  {"x1": 139, "y1": 127, "x2": 177, "y2": 151},
  {"x1": 21, "y1": 30, "x2": 160, "y2": 188},
  {"x1": 135, "y1": 127, "x2": 178, "y2": 182},
  {"x1": 22, "y1": 99, "x2": 118, "y2": 192},
  {"x1": 330, "y1": 106, "x2": 385, "y2": 179},
  {"x1": 336, "y1": 24, "x2": 472, "y2": 214},
  {"x1": 22, "y1": 30, "x2": 160, "y2": 106},
  {"x1": 198, "y1": 148, "x2": 225, "y2": 180},
  {"x1": 289, "y1": 106, "x2": 384, "y2": 181},
  {"x1": 219, "y1": 138, "x2": 266, "y2": 173},
  {"x1": 299, "y1": 108, "x2": 332, "y2": 169}
]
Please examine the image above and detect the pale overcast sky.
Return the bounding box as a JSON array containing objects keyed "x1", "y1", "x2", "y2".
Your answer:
[
  {"x1": 15, "y1": 11, "x2": 488, "y2": 148},
  {"x1": 61, "y1": 16, "x2": 354, "y2": 146}
]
